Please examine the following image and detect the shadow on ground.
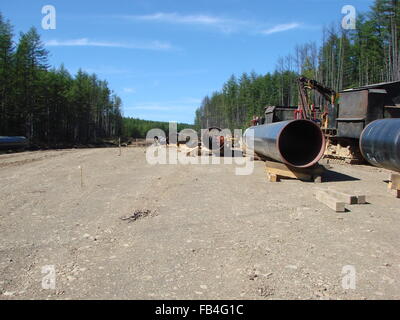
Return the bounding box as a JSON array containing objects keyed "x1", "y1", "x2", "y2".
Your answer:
[{"x1": 323, "y1": 169, "x2": 360, "y2": 182}]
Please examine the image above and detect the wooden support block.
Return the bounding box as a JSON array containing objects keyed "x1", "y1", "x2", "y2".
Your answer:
[
  {"x1": 316, "y1": 188, "x2": 358, "y2": 205},
  {"x1": 313, "y1": 175, "x2": 322, "y2": 183},
  {"x1": 268, "y1": 173, "x2": 280, "y2": 182},
  {"x1": 266, "y1": 167, "x2": 312, "y2": 181},
  {"x1": 265, "y1": 160, "x2": 326, "y2": 182},
  {"x1": 317, "y1": 188, "x2": 367, "y2": 205},
  {"x1": 389, "y1": 173, "x2": 400, "y2": 190},
  {"x1": 315, "y1": 190, "x2": 346, "y2": 212},
  {"x1": 356, "y1": 195, "x2": 367, "y2": 204},
  {"x1": 388, "y1": 188, "x2": 400, "y2": 198},
  {"x1": 388, "y1": 173, "x2": 400, "y2": 198},
  {"x1": 265, "y1": 160, "x2": 326, "y2": 174}
]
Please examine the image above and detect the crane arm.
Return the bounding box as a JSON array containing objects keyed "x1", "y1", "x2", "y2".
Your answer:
[{"x1": 298, "y1": 76, "x2": 337, "y2": 104}]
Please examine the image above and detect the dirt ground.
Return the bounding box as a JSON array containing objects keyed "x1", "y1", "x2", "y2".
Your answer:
[{"x1": 0, "y1": 146, "x2": 399, "y2": 300}]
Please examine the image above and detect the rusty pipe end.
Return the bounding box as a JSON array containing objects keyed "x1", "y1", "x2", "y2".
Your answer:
[{"x1": 277, "y1": 120, "x2": 326, "y2": 168}]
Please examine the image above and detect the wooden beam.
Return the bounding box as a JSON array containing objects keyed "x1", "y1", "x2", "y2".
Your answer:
[
  {"x1": 265, "y1": 160, "x2": 325, "y2": 175},
  {"x1": 388, "y1": 188, "x2": 400, "y2": 198},
  {"x1": 268, "y1": 173, "x2": 280, "y2": 182},
  {"x1": 356, "y1": 195, "x2": 367, "y2": 204},
  {"x1": 265, "y1": 160, "x2": 326, "y2": 182},
  {"x1": 314, "y1": 175, "x2": 322, "y2": 183},
  {"x1": 265, "y1": 167, "x2": 312, "y2": 181},
  {"x1": 389, "y1": 173, "x2": 400, "y2": 190},
  {"x1": 315, "y1": 190, "x2": 346, "y2": 212},
  {"x1": 315, "y1": 188, "x2": 359, "y2": 205}
]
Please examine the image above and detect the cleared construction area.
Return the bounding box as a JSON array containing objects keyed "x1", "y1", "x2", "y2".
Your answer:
[{"x1": 0, "y1": 147, "x2": 399, "y2": 299}]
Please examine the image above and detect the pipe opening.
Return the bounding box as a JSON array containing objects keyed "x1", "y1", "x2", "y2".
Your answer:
[{"x1": 278, "y1": 120, "x2": 325, "y2": 167}]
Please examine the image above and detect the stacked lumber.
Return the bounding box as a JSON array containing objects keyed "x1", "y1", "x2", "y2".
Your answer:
[{"x1": 314, "y1": 188, "x2": 367, "y2": 212}]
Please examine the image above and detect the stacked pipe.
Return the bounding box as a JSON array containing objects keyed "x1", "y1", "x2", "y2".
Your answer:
[{"x1": 360, "y1": 118, "x2": 400, "y2": 172}]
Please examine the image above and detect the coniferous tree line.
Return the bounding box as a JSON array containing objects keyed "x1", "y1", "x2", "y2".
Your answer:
[
  {"x1": 123, "y1": 117, "x2": 194, "y2": 138},
  {"x1": 0, "y1": 13, "x2": 123, "y2": 146},
  {"x1": 195, "y1": 0, "x2": 400, "y2": 130}
]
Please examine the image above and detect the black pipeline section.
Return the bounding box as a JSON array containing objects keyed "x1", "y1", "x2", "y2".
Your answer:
[
  {"x1": 243, "y1": 120, "x2": 326, "y2": 168},
  {"x1": 360, "y1": 118, "x2": 400, "y2": 172},
  {"x1": 0, "y1": 136, "x2": 28, "y2": 149}
]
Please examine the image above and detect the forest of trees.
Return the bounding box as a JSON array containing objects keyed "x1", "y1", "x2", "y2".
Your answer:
[
  {"x1": 0, "y1": 12, "x2": 196, "y2": 146},
  {"x1": 3, "y1": 1, "x2": 399, "y2": 145},
  {"x1": 123, "y1": 117, "x2": 194, "y2": 138},
  {"x1": 195, "y1": 0, "x2": 400, "y2": 130},
  {"x1": 0, "y1": 13, "x2": 124, "y2": 147}
]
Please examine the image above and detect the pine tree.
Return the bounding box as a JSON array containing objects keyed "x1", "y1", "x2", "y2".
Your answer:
[{"x1": 0, "y1": 13, "x2": 14, "y2": 135}]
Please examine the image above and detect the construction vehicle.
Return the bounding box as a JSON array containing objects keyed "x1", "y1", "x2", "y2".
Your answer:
[
  {"x1": 262, "y1": 78, "x2": 400, "y2": 163},
  {"x1": 296, "y1": 76, "x2": 338, "y2": 126},
  {"x1": 295, "y1": 76, "x2": 359, "y2": 163}
]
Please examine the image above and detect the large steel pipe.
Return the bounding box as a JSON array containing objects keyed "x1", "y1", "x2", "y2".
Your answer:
[
  {"x1": 360, "y1": 118, "x2": 400, "y2": 172},
  {"x1": 0, "y1": 136, "x2": 28, "y2": 149},
  {"x1": 243, "y1": 120, "x2": 325, "y2": 168}
]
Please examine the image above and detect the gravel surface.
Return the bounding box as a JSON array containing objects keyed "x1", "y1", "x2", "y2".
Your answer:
[{"x1": 0, "y1": 147, "x2": 399, "y2": 300}]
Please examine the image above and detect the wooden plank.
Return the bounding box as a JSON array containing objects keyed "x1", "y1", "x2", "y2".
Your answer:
[
  {"x1": 268, "y1": 173, "x2": 280, "y2": 182},
  {"x1": 265, "y1": 160, "x2": 326, "y2": 182},
  {"x1": 265, "y1": 160, "x2": 292, "y2": 170},
  {"x1": 316, "y1": 188, "x2": 358, "y2": 205},
  {"x1": 313, "y1": 175, "x2": 322, "y2": 183},
  {"x1": 317, "y1": 188, "x2": 366, "y2": 205},
  {"x1": 265, "y1": 160, "x2": 326, "y2": 175},
  {"x1": 388, "y1": 188, "x2": 400, "y2": 198},
  {"x1": 266, "y1": 167, "x2": 312, "y2": 181},
  {"x1": 356, "y1": 195, "x2": 367, "y2": 204},
  {"x1": 315, "y1": 190, "x2": 346, "y2": 212}
]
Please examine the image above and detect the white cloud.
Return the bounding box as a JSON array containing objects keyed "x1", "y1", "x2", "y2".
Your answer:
[
  {"x1": 121, "y1": 13, "x2": 247, "y2": 33},
  {"x1": 261, "y1": 23, "x2": 301, "y2": 35},
  {"x1": 119, "y1": 13, "x2": 306, "y2": 35},
  {"x1": 123, "y1": 87, "x2": 137, "y2": 94},
  {"x1": 44, "y1": 38, "x2": 174, "y2": 51},
  {"x1": 131, "y1": 12, "x2": 226, "y2": 25}
]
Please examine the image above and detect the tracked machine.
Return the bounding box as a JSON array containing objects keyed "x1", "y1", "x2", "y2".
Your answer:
[{"x1": 262, "y1": 77, "x2": 400, "y2": 164}]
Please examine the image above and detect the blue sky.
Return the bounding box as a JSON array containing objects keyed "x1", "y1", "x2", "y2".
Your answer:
[{"x1": 1, "y1": 0, "x2": 373, "y2": 124}]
